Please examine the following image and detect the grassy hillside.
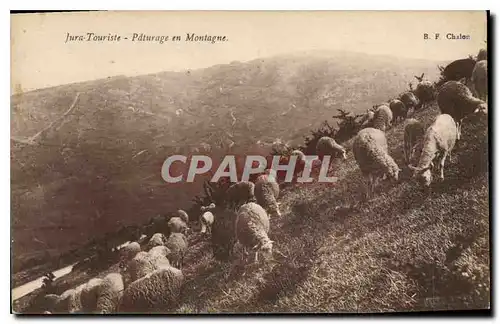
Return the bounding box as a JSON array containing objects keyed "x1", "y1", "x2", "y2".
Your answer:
[
  {"x1": 14, "y1": 100, "x2": 489, "y2": 313},
  {"x1": 11, "y1": 50, "x2": 443, "y2": 270}
]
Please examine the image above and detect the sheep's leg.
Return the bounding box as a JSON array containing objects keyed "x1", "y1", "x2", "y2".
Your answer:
[
  {"x1": 439, "y1": 151, "x2": 448, "y2": 181},
  {"x1": 254, "y1": 251, "x2": 259, "y2": 263}
]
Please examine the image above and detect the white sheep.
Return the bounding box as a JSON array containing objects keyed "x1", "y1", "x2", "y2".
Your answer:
[
  {"x1": 353, "y1": 127, "x2": 401, "y2": 199},
  {"x1": 359, "y1": 109, "x2": 376, "y2": 128},
  {"x1": 316, "y1": 136, "x2": 347, "y2": 160},
  {"x1": 118, "y1": 266, "x2": 184, "y2": 313},
  {"x1": 254, "y1": 173, "x2": 281, "y2": 217},
  {"x1": 148, "y1": 245, "x2": 171, "y2": 259},
  {"x1": 120, "y1": 241, "x2": 141, "y2": 260},
  {"x1": 146, "y1": 233, "x2": 167, "y2": 251},
  {"x1": 125, "y1": 251, "x2": 171, "y2": 283},
  {"x1": 403, "y1": 118, "x2": 426, "y2": 165},
  {"x1": 437, "y1": 81, "x2": 488, "y2": 141},
  {"x1": 165, "y1": 232, "x2": 188, "y2": 269},
  {"x1": 80, "y1": 278, "x2": 104, "y2": 313},
  {"x1": 471, "y1": 60, "x2": 487, "y2": 102},
  {"x1": 95, "y1": 273, "x2": 124, "y2": 314},
  {"x1": 167, "y1": 217, "x2": 189, "y2": 235},
  {"x1": 408, "y1": 114, "x2": 458, "y2": 187},
  {"x1": 200, "y1": 211, "x2": 215, "y2": 234},
  {"x1": 235, "y1": 202, "x2": 274, "y2": 263},
  {"x1": 176, "y1": 209, "x2": 189, "y2": 223},
  {"x1": 371, "y1": 104, "x2": 393, "y2": 132}
]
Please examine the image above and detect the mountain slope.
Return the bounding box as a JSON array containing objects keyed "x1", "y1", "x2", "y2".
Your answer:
[{"x1": 11, "y1": 50, "x2": 442, "y2": 268}]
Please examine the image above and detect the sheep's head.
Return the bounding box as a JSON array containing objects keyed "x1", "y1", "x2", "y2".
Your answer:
[
  {"x1": 255, "y1": 240, "x2": 274, "y2": 260},
  {"x1": 474, "y1": 102, "x2": 488, "y2": 115},
  {"x1": 408, "y1": 163, "x2": 433, "y2": 187}
]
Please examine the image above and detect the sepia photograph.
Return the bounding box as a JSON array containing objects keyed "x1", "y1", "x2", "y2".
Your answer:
[{"x1": 10, "y1": 10, "x2": 490, "y2": 314}]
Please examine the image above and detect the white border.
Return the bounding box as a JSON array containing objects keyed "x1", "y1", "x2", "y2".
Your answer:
[{"x1": 4, "y1": 1, "x2": 497, "y2": 324}]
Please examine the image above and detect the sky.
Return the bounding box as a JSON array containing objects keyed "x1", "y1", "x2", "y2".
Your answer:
[{"x1": 11, "y1": 10, "x2": 487, "y2": 92}]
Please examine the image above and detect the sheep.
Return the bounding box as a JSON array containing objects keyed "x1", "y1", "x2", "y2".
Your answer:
[
  {"x1": 225, "y1": 181, "x2": 256, "y2": 210},
  {"x1": 471, "y1": 60, "x2": 488, "y2": 101},
  {"x1": 316, "y1": 136, "x2": 347, "y2": 160},
  {"x1": 80, "y1": 278, "x2": 104, "y2": 313},
  {"x1": 477, "y1": 48, "x2": 487, "y2": 61},
  {"x1": 437, "y1": 81, "x2": 488, "y2": 141},
  {"x1": 414, "y1": 74, "x2": 435, "y2": 110},
  {"x1": 400, "y1": 91, "x2": 420, "y2": 113},
  {"x1": 353, "y1": 127, "x2": 401, "y2": 199},
  {"x1": 165, "y1": 233, "x2": 188, "y2": 269},
  {"x1": 95, "y1": 273, "x2": 124, "y2": 314},
  {"x1": 125, "y1": 251, "x2": 171, "y2": 283},
  {"x1": 148, "y1": 245, "x2": 171, "y2": 259},
  {"x1": 289, "y1": 149, "x2": 319, "y2": 180},
  {"x1": 403, "y1": 118, "x2": 426, "y2": 166},
  {"x1": 388, "y1": 99, "x2": 408, "y2": 123},
  {"x1": 176, "y1": 209, "x2": 189, "y2": 223},
  {"x1": 53, "y1": 288, "x2": 81, "y2": 313},
  {"x1": 359, "y1": 109, "x2": 375, "y2": 128},
  {"x1": 118, "y1": 266, "x2": 184, "y2": 313},
  {"x1": 167, "y1": 216, "x2": 189, "y2": 235},
  {"x1": 235, "y1": 202, "x2": 274, "y2": 263},
  {"x1": 200, "y1": 210, "x2": 215, "y2": 234},
  {"x1": 254, "y1": 173, "x2": 281, "y2": 217},
  {"x1": 408, "y1": 114, "x2": 458, "y2": 187},
  {"x1": 440, "y1": 58, "x2": 477, "y2": 83},
  {"x1": 371, "y1": 104, "x2": 393, "y2": 132},
  {"x1": 146, "y1": 233, "x2": 167, "y2": 251},
  {"x1": 118, "y1": 241, "x2": 141, "y2": 270}
]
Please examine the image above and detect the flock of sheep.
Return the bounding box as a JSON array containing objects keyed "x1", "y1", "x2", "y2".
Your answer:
[{"x1": 37, "y1": 48, "x2": 488, "y2": 314}]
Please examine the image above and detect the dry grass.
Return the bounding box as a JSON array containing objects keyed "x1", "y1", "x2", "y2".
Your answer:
[{"x1": 14, "y1": 101, "x2": 489, "y2": 314}]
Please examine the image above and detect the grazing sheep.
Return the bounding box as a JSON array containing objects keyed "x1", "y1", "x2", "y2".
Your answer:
[
  {"x1": 471, "y1": 60, "x2": 488, "y2": 101},
  {"x1": 176, "y1": 209, "x2": 189, "y2": 223},
  {"x1": 359, "y1": 109, "x2": 375, "y2": 128},
  {"x1": 235, "y1": 202, "x2": 274, "y2": 263},
  {"x1": 125, "y1": 251, "x2": 171, "y2": 283},
  {"x1": 118, "y1": 241, "x2": 141, "y2": 270},
  {"x1": 403, "y1": 118, "x2": 426, "y2": 165},
  {"x1": 316, "y1": 136, "x2": 347, "y2": 161},
  {"x1": 118, "y1": 266, "x2": 184, "y2": 313},
  {"x1": 94, "y1": 273, "x2": 124, "y2": 314},
  {"x1": 408, "y1": 114, "x2": 458, "y2": 187},
  {"x1": 289, "y1": 149, "x2": 318, "y2": 180},
  {"x1": 413, "y1": 74, "x2": 435, "y2": 110},
  {"x1": 200, "y1": 210, "x2": 215, "y2": 234},
  {"x1": 371, "y1": 104, "x2": 393, "y2": 132},
  {"x1": 165, "y1": 233, "x2": 188, "y2": 269},
  {"x1": 226, "y1": 181, "x2": 256, "y2": 210},
  {"x1": 437, "y1": 81, "x2": 488, "y2": 140},
  {"x1": 80, "y1": 278, "x2": 104, "y2": 313},
  {"x1": 148, "y1": 245, "x2": 171, "y2": 259},
  {"x1": 353, "y1": 128, "x2": 401, "y2": 199},
  {"x1": 389, "y1": 99, "x2": 408, "y2": 123},
  {"x1": 477, "y1": 48, "x2": 487, "y2": 61},
  {"x1": 440, "y1": 58, "x2": 477, "y2": 83},
  {"x1": 167, "y1": 217, "x2": 189, "y2": 235},
  {"x1": 254, "y1": 173, "x2": 281, "y2": 217},
  {"x1": 146, "y1": 233, "x2": 167, "y2": 251},
  {"x1": 400, "y1": 91, "x2": 420, "y2": 114}
]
